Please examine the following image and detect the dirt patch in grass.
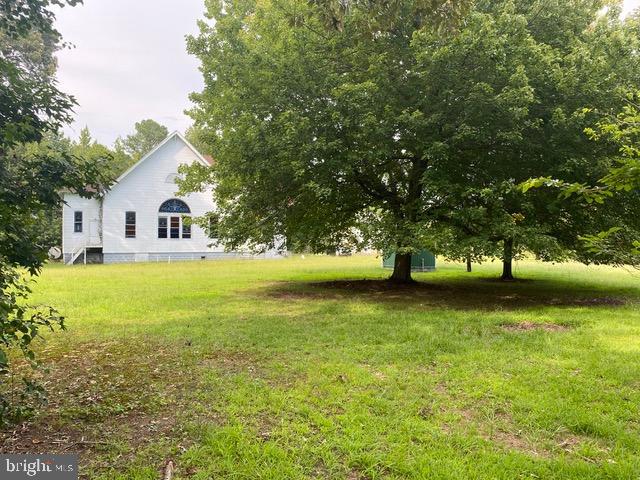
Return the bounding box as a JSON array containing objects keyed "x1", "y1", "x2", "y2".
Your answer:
[
  {"x1": 489, "y1": 428, "x2": 547, "y2": 457},
  {"x1": 0, "y1": 341, "x2": 261, "y2": 477},
  {"x1": 261, "y1": 280, "x2": 627, "y2": 311},
  {"x1": 1, "y1": 344, "x2": 186, "y2": 476},
  {"x1": 438, "y1": 402, "x2": 614, "y2": 462},
  {"x1": 0, "y1": 410, "x2": 196, "y2": 480},
  {"x1": 553, "y1": 432, "x2": 614, "y2": 463},
  {"x1": 501, "y1": 322, "x2": 570, "y2": 332},
  {"x1": 1, "y1": 421, "x2": 88, "y2": 455},
  {"x1": 199, "y1": 349, "x2": 262, "y2": 375},
  {"x1": 435, "y1": 390, "x2": 547, "y2": 458},
  {"x1": 557, "y1": 434, "x2": 584, "y2": 453},
  {"x1": 440, "y1": 408, "x2": 549, "y2": 458},
  {"x1": 0, "y1": 410, "x2": 180, "y2": 454}
]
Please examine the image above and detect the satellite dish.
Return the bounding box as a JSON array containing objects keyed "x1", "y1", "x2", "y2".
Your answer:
[{"x1": 48, "y1": 246, "x2": 62, "y2": 260}]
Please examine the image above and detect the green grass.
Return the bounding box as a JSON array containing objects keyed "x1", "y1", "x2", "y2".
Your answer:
[{"x1": 3, "y1": 255, "x2": 640, "y2": 479}]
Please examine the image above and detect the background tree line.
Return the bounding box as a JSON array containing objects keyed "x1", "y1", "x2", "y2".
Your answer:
[{"x1": 12, "y1": 118, "x2": 172, "y2": 247}]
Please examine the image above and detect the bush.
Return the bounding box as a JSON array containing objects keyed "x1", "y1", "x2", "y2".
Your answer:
[{"x1": 0, "y1": 261, "x2": 65, "y2": 425}]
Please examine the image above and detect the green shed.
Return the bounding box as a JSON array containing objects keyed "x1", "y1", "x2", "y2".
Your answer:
[{"x1": 382, "y1": 250, "x2": 436, "y2": 271}]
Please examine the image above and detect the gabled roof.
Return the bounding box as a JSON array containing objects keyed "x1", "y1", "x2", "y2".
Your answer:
[{"x1": 114, "y1": 131, "x2": 211, "y2": 184}]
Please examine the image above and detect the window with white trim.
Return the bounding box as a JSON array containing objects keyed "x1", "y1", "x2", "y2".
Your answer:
[
  {"x1": 74, "y1": 211, "x2": 83, "y2": 233},
  {"x1": 125, "y1": 211, "x2": 136, "y2": 238},
  {"x1": 170, "y1": 216, "x2": 180, "y2": 238},
  {"x1": 158, "y1": 199, "x2": 192, "y2": 239},
  {"x1": 158, "y1": 217, "x2": 168, "y2": 238}
]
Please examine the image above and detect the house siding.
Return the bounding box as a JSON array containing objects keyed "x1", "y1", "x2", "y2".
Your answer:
[
  {"x1": 101, "y1": 135, "x2": 219, "y2": 257},
  {"x1": 61, "y1": 133, "x2": 285, "y2": 264},
  {"x1": 62, "y1": 195, "x2": 102, "y2": 255},
  {"x1": 103, "y1": 251, "x2": 263, "y2": 264}
]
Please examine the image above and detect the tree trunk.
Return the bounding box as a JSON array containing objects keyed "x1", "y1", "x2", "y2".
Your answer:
[
  {"x1": 466, "y1": 255, "x2": 472, "y2": 273},
  {"x1": 390, "y1": 253, "x2": 413, "y2": 283},
  {"x1": 501, "y1": 238, "x2": 515, "y2": 281}
]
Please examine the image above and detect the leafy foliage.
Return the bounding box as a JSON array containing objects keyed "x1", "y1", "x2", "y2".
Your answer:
[
  {"x1": 72, "y1": 126, "x2": 134, "y2": 178},
  {"x1": 587, "y1": 96, "x2": 640, "y2": 194},
  {"x1": 0, "y1": 266, "x2": 64, "y2": 425},
  {"x1": 0, "y1": 0, "x2": 81, "y2": 37},
  {"x1": 0, "y1": 0, "x2": 111, "y2": 423},
  {"x1": 185, "y1": 123, "x2": 213, "y2": 157},
  {"x1": 308, "y1": 0, "x2": 472, "y2": 33},
  {"x1": 0, "y1": 0, "x2": 80, "y2": 147},
  {"x1": 122, "y1": 119, "x2": 169, "y2": 161},
  {"x1": 522, "y1": 91, "x2": 640, "y2": 266}
]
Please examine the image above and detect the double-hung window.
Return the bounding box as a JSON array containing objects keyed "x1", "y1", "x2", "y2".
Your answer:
[
  {"x1": 74, "y1": 211, "x2": 83, "y2": 233},
  {"x1": 125, "y1": 211, "x2": 136, "y2": 238},
  {"x1": 170, "y1": 217, "x2": 180, "y2": 239},
  {"x1": 158, "y1": 217, "x2": 168, "y2": 239}
]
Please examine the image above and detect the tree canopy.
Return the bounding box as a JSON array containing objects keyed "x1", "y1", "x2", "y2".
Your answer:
[
  {"x1": 522, "y1": 91, "x2": 640, "y2": 266},
  {"x1": 0, "y1": 0, "x2": 81, "y2": 147},
  {"x1": 183, "y1": 0, "x2": 640, "y2": 281}
]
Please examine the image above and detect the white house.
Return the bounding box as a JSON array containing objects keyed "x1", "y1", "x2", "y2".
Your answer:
[{"x1": 62, "y1": 132, "x2": 280, "y2": 264}]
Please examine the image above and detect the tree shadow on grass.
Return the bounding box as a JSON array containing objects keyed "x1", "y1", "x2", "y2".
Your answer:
[{"x1": 259, "y1": 278, "x2": 634, "y2": 311}]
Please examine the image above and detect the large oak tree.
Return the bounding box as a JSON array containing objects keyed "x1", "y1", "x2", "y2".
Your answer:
[{"x1": 183, "y1": 0, "x2": 639, "y2": 282}]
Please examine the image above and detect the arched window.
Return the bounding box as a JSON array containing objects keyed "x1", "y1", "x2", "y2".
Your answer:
[
  {"x1": 158, "y1": 199, "x2": 192, "y2": 239},
  {"x1": 159, "y1": 199, "x2": 191, "y2": 214}
]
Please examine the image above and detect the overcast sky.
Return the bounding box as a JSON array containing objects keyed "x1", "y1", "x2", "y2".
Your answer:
[
  {"x1": 55, "y1": 0, "x2": 640, "y2": 146},
  {"x1": 56, "y1": 0, "x2": 205, "y2": 144}
]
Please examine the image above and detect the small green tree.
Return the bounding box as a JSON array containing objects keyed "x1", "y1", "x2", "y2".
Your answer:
[
  {"x1": 123, "y1": 119, "x2": 169, "y2": 160},
  {"x1": 71, "y1": 126, "x2": 130, "y2": 177},
  {"x1": 185, "y1": 124, "x2": 213, "y2": 156},
  {"x1": 106, "y1": 136, "x2": 135, "y2": 176}
]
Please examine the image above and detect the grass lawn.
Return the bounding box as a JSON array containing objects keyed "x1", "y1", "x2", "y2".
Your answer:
[{"x1": 2, "y1": 255, "x2": 640, "y2": 479}]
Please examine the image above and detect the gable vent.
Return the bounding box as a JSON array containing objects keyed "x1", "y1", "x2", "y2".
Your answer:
[{"x1": 165, "y1": 173, "x2": 181, "y2": 184}]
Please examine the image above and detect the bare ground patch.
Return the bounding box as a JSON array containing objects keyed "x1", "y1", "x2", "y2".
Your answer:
[
  {"x1": 501, "y1": 322, "x2": 570, "y2": 332},
  {"x1": 260, "y1": 280, "x2": 627, "y2": 311},
  {"x1": 0, "y1": 409, "x2": 182, "y2": 454},
  {"x1": 198, "y1": 349, "x2": 263, "y2": 376},
  {"x1": 554, "y1": 432, "x2": 614, "y2": 463},
  {"x1": 0, "y1": 341, "x2": 265, "y2": 477},
  {"x1": 431, "y1": 384, "x2": 613, "y2": 461},
  {"x1": 437, "y1": 403, "x2": 548, "y2": 458}
]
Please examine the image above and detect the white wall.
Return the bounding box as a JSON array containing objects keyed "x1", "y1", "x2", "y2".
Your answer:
[
  {"x1": 102, "y1": 135, "x2": 219, "y2": 255},
  {"x1": 62, "y1": 195, "x2": 102, "y2": 254}
]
